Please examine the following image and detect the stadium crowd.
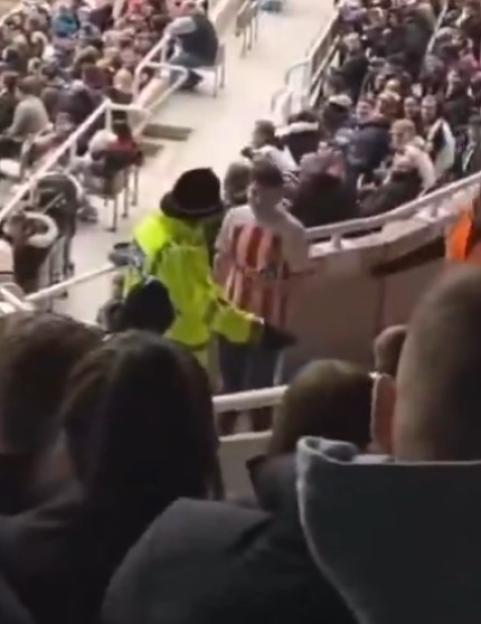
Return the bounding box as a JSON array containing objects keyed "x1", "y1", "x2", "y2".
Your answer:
[
  {"x1": 0, "y1": 0, "x2": 220, "y2": 291},
  {"x1": 2, "y1": 0, "x2": 481, "y2": 620}
]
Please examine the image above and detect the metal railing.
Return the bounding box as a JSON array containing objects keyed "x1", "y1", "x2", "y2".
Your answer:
[
  {"x1": 6, "y1": 165, "x2": 475, "y2": 312},
  {"x1": 305, "y1": 169, "x2": 481, "y2": 246},
  {"x1": 213, "y1": 385, "x2": 287, "y2": 414},
  {"x1": 271, "y1": 14, "x2": 341, "y2": 117},
  {"x1": 0, "y1": 35, "x2": 187, "y2": 225}
]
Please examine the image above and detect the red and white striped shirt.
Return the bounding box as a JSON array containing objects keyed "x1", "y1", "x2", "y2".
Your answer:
[{"x1": 215, "y1": 204, "x2": 309, "y2": 328}]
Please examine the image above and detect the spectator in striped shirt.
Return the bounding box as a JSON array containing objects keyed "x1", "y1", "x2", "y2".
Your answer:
[{"x1": 214, "y1": 159, "x2": 309, "y2": 434}]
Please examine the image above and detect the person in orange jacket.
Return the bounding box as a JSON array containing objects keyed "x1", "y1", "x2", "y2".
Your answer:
[{"x1": 445, "y1": 195, "x2": 481, "y2": 264}]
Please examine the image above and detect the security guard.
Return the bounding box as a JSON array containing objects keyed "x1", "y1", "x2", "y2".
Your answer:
[{"x1": 121, "y1": 168, "x2": 291, "y2": 368}]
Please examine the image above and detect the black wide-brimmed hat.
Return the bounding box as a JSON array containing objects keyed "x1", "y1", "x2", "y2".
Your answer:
[{"x1": 161, "y1": 168, "x2": 223, "y2": 219}]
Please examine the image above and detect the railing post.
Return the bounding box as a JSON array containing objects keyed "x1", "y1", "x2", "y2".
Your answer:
[
  {"x1": 105, "y1": 102, "x2": 113, "y2": 131},
  {"x1": 331, "y1": 233, "x2": 343, "y2": 250}
]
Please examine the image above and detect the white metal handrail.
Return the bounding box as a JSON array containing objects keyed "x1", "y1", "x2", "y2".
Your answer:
[
  {"x1": 0, "y1": 285, "x2": 33, "y2": 311},
  {"x1": 0, "y1": 44, "x2": 188, "y2": 225},
  {"x1": 25, "y1": 263, "x2": 116, "y2": 303},
  {"x1": 0, "y1": 100, "x2": 109, "y2": 223},
  {"x1": 13, "y1": 168, "x2": 478, "y2": 307},
  {"x1": 306, "y1": 170, "x2": 481, "y2": 244},
  {"x1": 133, "y1": 34, "x2": 170, "y2": 97},
  {"x1": 282, "y1": 14, "x2": 340, "y2": 99},
  {"x1": 213, "y1": 385, "x2": 287, "y2": 414}
]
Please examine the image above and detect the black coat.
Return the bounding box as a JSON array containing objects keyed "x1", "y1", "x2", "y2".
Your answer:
[
  {"x1": 347, "y1": 117, "x2": 391, "y2": 174},
  {"x1": 360, "y1": 170, "x2": 421, "y2": 217},
  {"x1": 444, "y1": 91, "x2": 473, "y2": 130},
  {"x1": 0, "y1": 483, "x2": 179, "y2": 624},
  {"x1": 291, "y1": 173, "x2": 357, "y2": 228},
  {"x1": 0, "y1": 454, "x2": 64, "y2": 516},
  {"x1": 103, "y1": 458, "x2": 357, "y2": 624},
  {"x1": 0, "y1": 575, "x2": 33, "y2": 624},
  {"x1": 339, "y1": 52, "x2": 368, "y2": 102}
]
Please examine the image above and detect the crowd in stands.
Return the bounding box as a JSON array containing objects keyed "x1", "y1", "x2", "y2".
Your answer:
[
  {"x1": 256, "y1": 0, "x2": 481, "y2": 228},
  {"x1": 0, "y1": 0, "x2": 224, "y2": 293},
  {"x1": 2, "y1": 265, "x2": 481, "y2": 623},
  {"x1": 2, "y1": 0, "x2": 481, "y2": 620}
]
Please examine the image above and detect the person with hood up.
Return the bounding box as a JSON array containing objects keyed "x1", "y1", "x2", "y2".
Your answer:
[{"x1": 298, "y1": 266, "x2": 481, "y2": 624}]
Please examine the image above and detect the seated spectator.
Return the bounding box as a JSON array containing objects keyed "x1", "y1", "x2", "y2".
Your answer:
[
  {"x1": 51, "y1": 2, "x2": 80, "y2": 42},
  {"x1": 338, "y1": 32, "x2": 368, "y2": 102},
  {"x1": 0, "y1": 331, "x2": 219, "y2": 624},
  {"x1": 30, "y1": 111, "x2": 75, "y2": 163},
  {"x1": 242, "y1": 120, "x2": 297, "y2": 175},
  {"x1": 0, "y1": 77, "x2": 49, "y2": 158},
  {"x1": 297, "y1": 267, "x2": 481, "y2": 624},
  {"x1": 321, "y1": 93, "x2": 352, "y2": 138},
  {"x1": 390, "y1": 118, "x2": 436, "y2": 189},
  {"x1": 108, "y1": 68, "x2": 134, "y2": 106},
  {"x1": 403, "y1": 95, "x2": 422, "y2": 133},
  {"x1": 276, "y1": 110, "x2": 321, "y2": 165},
  {"x1": 0, "y1": 312, "x2": 100, "y2": 515},
  {"x1": 354, "y1": 96, "x2": 374, "y2": 125},
  {"x1": 0, "y1": 72, "x2": 18, "y2": 133},
  {"x1": 443, "y1": 68, "x2": 473, "y2": 130},
  {"x1": 290, "y1": 151, "x2": 357, "y2": 227},
  {"x1": 165, "y1": 0, "x2": 218, "y2": 89},
  {"x1": 360, "y1": 153, "x2": 422, "y2": 217},
  {"x1": 373, "y1": 324, "x2": 407, "y2": 377},
  {"x1": 269, "y1": 360, "x2": 373, "y2": 457},
  {"x1": 347, "y1": 92, "x2": 392, "y2": 177},
  {"x1": 460, "y1": 114, "x2": 481, "y2": 175},
  {"x1": 421, "y1": 94, "x2": 455, "y2": 180}
]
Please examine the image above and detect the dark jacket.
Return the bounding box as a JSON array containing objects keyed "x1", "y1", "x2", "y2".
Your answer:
[
  {"x1": 0, "y1": 91, "x2": 17, "y2": 133},
  {"x1": 103, "y1": 460, "x2": 356, "y2": 624},
  {"x1": 359, "y1": 170, "x2": 421, "y2": 217},
  {"x1": 347, "y1": 117, "x2": 391, "y2": 174},
  {"x1": 278, "y1": 121, "x2": 320, "y2": 164},
  {"x1": 339, "y1": 52, "x2": 368, "y2": 102},
  {"x1": 444, "y1": 90, "x2": 473, "y2": 130},
  {"x1": 0, "y1": 454, "x2": 65, "y2": 516},
  {"x1": 180, "y1": 14, "x2": 218, "y2": 65},
  {"x1": 291, "y1": 173, "x2": 357, "y2": 228},
  {"x1": 0, "y1": 482, "x2": 181, "y2": 624},
  {"x1": 0, "y1": 575, "x2": 33, "y2": 624}
]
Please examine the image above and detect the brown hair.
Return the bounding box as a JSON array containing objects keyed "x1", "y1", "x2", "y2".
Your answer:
[
  {"x1": 269, "y1": 360, "x2": 373, "y2": 455},
  {"x1": 0, "y1": 312, "x2": 101, "y2": 454}
]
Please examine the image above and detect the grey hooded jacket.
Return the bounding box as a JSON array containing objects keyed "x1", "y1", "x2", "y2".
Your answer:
[{"x1": 297, "y1": 437, "x2": 481, "y2": 624}]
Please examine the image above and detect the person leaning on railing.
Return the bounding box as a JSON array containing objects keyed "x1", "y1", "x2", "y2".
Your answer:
[{"x1": 112, "y1": 167, "x2": 294, "y2": 373}]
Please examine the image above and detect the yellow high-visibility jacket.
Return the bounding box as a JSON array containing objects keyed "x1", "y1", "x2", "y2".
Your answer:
[{"x1": 126, "y1": 212, "x2": 256, "y2": 357}]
